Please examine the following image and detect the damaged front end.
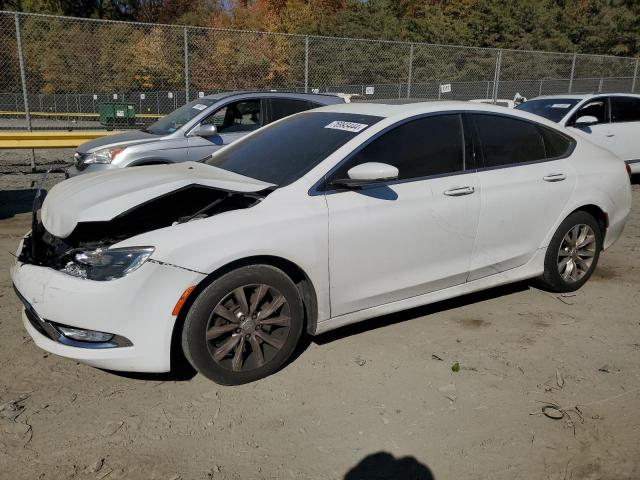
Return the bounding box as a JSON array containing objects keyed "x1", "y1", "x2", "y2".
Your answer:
[{"x1": 19, "y1": 184, "x2": 270, "y2": 277}]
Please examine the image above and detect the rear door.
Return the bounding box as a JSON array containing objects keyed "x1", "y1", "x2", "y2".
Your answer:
[
  {"x1": 187, "y1": 98, "x2": 264, "y2": 160},
  {"x1": 468, "y1": 113, "x2": 576, "y2": 281},
  {"x1": 609, "y1": 96, "x2": 640, "y2": 162}
]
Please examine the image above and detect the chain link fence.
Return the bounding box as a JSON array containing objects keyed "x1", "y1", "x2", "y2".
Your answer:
[{"x1": 0, "y1": 9, "x2": 639, "y2": 133}]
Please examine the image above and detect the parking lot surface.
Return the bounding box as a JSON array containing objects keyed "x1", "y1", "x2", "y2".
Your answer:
[{"x1": 1, "y1": 174, "x2": 639, "y2": 480}]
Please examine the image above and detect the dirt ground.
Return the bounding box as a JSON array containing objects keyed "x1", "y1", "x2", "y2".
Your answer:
[{"x1": 1, "y1": 173, "x2": 639, "y2": 480}]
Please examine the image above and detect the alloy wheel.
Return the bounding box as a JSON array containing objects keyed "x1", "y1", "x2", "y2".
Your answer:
[
  {"x1": 205, "y1": 284, "x2": 291, "y2": 372},
  {"x1": 557, "y1": 224, "x2": 596, "y2": 283}
]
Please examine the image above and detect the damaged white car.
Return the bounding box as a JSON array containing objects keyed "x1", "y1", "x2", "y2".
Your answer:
[{"x1": 11, "y1": 102, "x2": 631, "y2": 385}]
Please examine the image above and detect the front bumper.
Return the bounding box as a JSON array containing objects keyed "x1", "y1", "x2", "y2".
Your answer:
[
  {"x1": 11, "y1": 258, "x2": 204, "y2": 373},
  {"x1": 15, "y1": 286, "x2": 132, "y2": 348}
]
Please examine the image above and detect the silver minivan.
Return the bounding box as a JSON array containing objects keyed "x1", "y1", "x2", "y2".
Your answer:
[{"x1": 70, "y1": 91, "x2": 345, "y2": 176}]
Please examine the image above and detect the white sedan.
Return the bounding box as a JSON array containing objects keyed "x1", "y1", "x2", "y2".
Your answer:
[
  {"x1": 11, "y1": 102, "x2": 632, "y2": 384},
  {"x1": 516, "y1": 93, "x2": 640, "y2": 174}
]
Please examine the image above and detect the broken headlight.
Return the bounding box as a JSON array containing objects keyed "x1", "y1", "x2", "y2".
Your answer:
[
  {"x1": 62, "y1": 247, "x2": 154, "y2": 281},
  {"x1": 83, "y1": 146, "x2": 125, "y2": 164}
]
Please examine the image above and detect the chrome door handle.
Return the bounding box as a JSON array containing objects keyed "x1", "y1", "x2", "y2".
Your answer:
[
  {"x1": 444, "y1": 186, "x2": 475, "y2": 196},
  {"x1": 605, "y1": 133, "x2": 615, "y2": 137},
  {"x1": 543, "y1": 173, "x2": 566, "y2": 182}
]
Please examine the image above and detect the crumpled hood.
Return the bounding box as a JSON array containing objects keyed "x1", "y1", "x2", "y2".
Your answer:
[
  {"x1": 77, "y1": 130, "x2": 160, "y2": 153},
  {"x1": 41, "y1": 162, "x2": 274, "y2": 238}
]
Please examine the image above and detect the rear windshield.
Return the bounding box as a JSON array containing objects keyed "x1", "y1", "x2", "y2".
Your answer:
[
  {"x1": 145, "y1": 98, "x2": 217, "y2": 135},
  {"x1": 204, "y1": 112, "x2": 383, "y2": 186},
  {"x1": 515, "y1": 99, "x2": 581, "y2": 122}
]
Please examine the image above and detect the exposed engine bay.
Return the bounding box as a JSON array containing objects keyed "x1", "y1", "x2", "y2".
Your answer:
[{"x1": 19, "y1": 184, "x2": 270, "y2": 269}]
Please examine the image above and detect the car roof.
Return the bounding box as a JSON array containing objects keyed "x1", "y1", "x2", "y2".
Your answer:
[
  {"x1": 531, "y1": 93, "x2": 640, "y2": 101},
  {"x1": 314, "y1": 100, "x2": 544, "y2": 118},
  {"x1": 201, "y1": 90, "x2": 344, "y2": 105},
  {"x1": 310, "y1": 100, "x2": 571, "y2": 132}
]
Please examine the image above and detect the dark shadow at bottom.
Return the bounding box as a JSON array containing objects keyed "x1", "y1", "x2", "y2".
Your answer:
[
  {"x1": 101, "y1": 357, "x2": 197, "y2": 382},
  {"x1": 345, "y1": 452, "x2": 434, "y2": 480},
  {"x1": 101, "y1": 280, "x2": 532, "y2": 382},
  {"x1": 315, "y1": 280, "x2": 530, "y2": 345}
]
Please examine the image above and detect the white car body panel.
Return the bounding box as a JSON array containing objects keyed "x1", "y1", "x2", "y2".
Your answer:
[
  {"x1": 316, "y1": 248, "x2": 548, "y2": 334},
  {"x1": 115, "y1": 181, "x2": 333, "y2": 324},
  {"x1": 606, "y1": 120, "x2": 640, "y2": 165},
  {"x1": 569, "y1": 123, "x2": 617, "y2": 155},
  {"x1": 327, "y1": 172, "x2": 480, "y2": 316},
  {"x1": 42, "y1": 162, "x2": 272, "y2": 238},
  {"x1": 11, "y1": 101, "x2": 632, "y2": 373},
  {"x1": 11, "y1": 260, "x2": 204, "y2": 372},
  {"x1": 468, "y1": 158, "x2": 576, "y2": 280}
]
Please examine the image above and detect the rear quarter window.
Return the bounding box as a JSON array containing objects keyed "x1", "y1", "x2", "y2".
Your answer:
[
  {"x1": 538, "y1": 125, "x2": 575, "y2": 159},
  {"x1": 473, "y1": 114, "x2": 573, "y2": 168},
  {"x1": 473, "y1": 114, "x2": 546, "y2": 167}
]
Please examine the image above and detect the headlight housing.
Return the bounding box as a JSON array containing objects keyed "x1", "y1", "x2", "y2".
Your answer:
[
  {"x1": 83, "y1": 146, "x2": 125, "y2": 164},
  {"x1": 62, "y1": 246, "x2": 154, "y2": 281}
]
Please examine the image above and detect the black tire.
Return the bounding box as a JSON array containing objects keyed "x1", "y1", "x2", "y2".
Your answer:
[
  {"x1": 181, "y1": 265, "x2": 304, "y2": 385},
  {"x1": 537, "y1": 211, "x2": 603, "y2": 293}
]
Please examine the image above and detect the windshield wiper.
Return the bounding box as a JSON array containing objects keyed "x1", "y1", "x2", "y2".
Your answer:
[
  {"x1": 176, "y1": 189, "x2": 272, "y2": 225},
  {"x1": 178, "y1": 194, "x2": 232, "y2": 224}
]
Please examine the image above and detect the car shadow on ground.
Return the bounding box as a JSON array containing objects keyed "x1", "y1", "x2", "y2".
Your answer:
[
  {"x1": 0, "y1": 189, "x2": 40, "y2": 220},
  {"x1": 105, "y1": 281, "x2": 531, "y2": 383},
  {"x1": 313, "y1": 281, "x2": 531, "y2": 345},
  {"x1": 344, "y1": 451, "x2": 434, "y2": 480},
  {"x1": 103, "y1": 362, "x2": 198, "y2": 382}
]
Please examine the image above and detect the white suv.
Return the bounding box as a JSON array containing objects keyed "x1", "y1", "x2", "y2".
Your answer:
[{"x1": 516, "y1": 93, "x2": 640, "y2": 173}]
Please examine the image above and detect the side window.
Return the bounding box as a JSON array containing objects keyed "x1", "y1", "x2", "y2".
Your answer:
[
  {"x1": 202, "y1": 106, "x2": 227, "y2": 128},
  {"x1": 473, "y1": 114, "x2": 546, "y2": 167},
  {"x1": 332, "y1": 114, "x2": 464, "y2": 182},
  {"x1": 611, "y1": 96, "x2": 640, "y2": 123},
  {"x1": 201, "y1": 99, "x2": 261, "y2": 133},
  {"x1": 268, "y1": 99, "x2": 313, "y2": 123},
  {"x1": 572, "y1": 99, "x2": 608, "y2": 125},
  {"x1": 538, "y1": 126, "x2": 574, "y2": 158}
]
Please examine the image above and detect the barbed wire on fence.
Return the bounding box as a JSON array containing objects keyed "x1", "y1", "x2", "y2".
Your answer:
[{"x1": 0, "y1": 10, "x2": 638, "y2": 131}]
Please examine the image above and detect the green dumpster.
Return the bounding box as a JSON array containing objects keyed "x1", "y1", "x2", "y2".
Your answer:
[{"x1": 99, "y1": 102, "x2": 135, "y2": 128}]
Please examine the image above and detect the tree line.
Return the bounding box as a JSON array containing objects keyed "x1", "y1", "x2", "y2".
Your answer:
[
  {"x1": 3, "y1": 0, "x2": 639, "y2": 57},
  {"x1": 0, "y1": 1, "x2": 637, "y2": 96}
]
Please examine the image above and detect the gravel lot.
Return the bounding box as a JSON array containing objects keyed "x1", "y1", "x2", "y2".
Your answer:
[{"x1": 1, "y1": 173, "x2": 639, "y2": 480}]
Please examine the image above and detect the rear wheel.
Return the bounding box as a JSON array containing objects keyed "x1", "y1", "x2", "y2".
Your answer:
[
  {"x1": 537, "y1": 211, "x2": 603, "y2": 293},
  {"x1": 182, "y1": 265, "x2": 304, "y2": 385}
]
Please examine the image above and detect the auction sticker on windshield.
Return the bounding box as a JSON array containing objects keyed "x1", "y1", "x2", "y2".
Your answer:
[
  {"x1": 324, "y1": 121, "x2": 369, "y2": 133},
  {"x1": 551, "y1": 103, "x2": 572, "y2": 108},
  {"x1": 192, "y1": 104, "x2": 208, "y2": 111}
]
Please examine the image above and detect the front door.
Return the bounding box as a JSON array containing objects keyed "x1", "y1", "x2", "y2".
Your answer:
[
  {"x1": 325, "y1": 114, "x2": 480, "y2": 316},
  {"x1": 566, "y1": 97, "x2": 616, "y2": 154},
  {"x1": 187, "y1": 99, "x2": 263, "y2": 161}
]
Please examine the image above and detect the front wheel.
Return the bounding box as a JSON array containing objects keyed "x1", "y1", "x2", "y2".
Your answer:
[
  {"x1": 181, "y1": 265, "x2": 304, "y2": 385},
  {"x1": 537, "y1": 211, "x2": 603, "y2": 293}
]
